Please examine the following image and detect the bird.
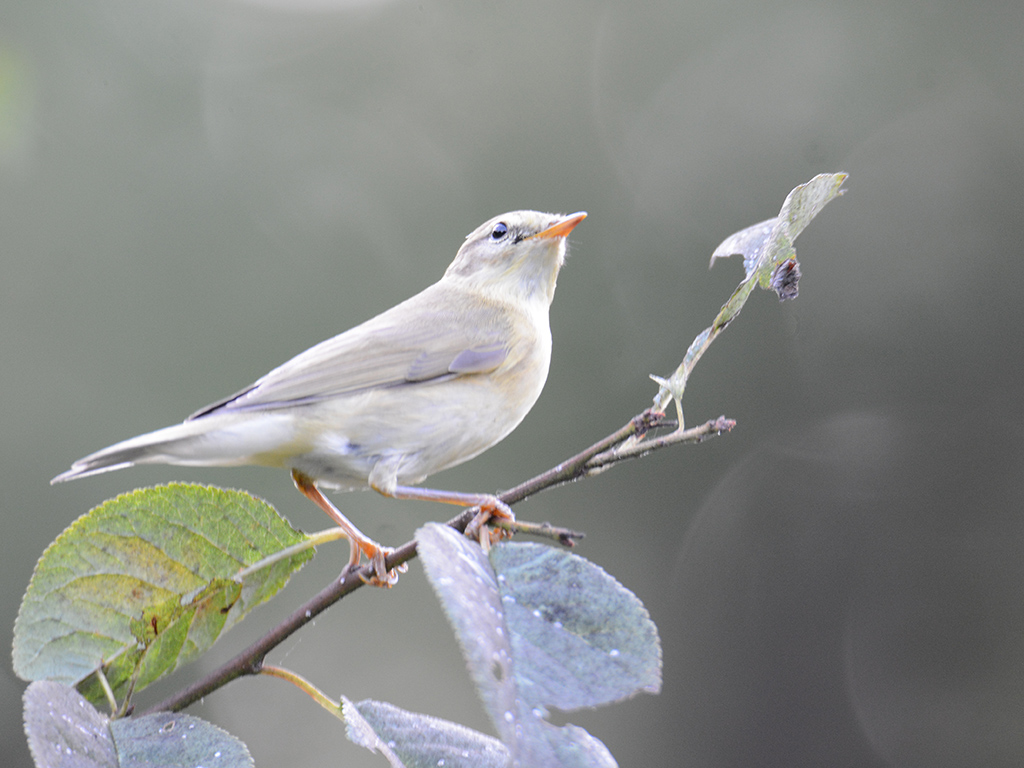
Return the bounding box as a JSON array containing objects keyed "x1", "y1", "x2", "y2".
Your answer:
[{"x1": 53, "y1": 210, "x2": 587, "y2": 584}]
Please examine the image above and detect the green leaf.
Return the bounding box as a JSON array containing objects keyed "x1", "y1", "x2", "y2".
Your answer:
[
  {"x1": 23, "y1": 680, "x2": 253, "y2": 768},
  {"x1": 13, "y1": 484, "x2": 312, "y2": 706},
  {"x1": 417, "y1": 523, "x2": 645, "y2": 767}
]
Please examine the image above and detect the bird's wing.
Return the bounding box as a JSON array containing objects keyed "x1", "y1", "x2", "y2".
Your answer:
[{"x1": 189, "y1": 287, "x2": 511, "y2": 418}]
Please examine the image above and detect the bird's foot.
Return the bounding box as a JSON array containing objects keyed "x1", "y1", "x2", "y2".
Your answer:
[
  {"x1": 464, "y1": 496, "x2": 515, "y2": 549},
  {"x1": 340, "y1": 541, "x2": 407, "y2": 588}
]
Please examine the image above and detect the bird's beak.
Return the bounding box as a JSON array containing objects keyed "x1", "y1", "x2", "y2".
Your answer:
[{"x1": 528, "y1": 211, "x2": 587, "y2": 240}]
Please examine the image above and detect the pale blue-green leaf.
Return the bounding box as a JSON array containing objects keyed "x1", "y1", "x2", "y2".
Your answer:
[
  {"x1": 710, "y1": 217, "x2": 776, "y2": 279},
  {"x1": 111, "y1": 711, "x2": 252, "y2": 768},
  {"x1": 416, "y1": 523, "x2": 516, "y2": 744},
  {"x1": 490, "y1": 542, "x2": 661, "y2": 711},
  {"x1": 22, "y1": 681, "x2": 252, "y2": 768},
  {"x1": 529, "y1": 723, "x2": 617, "y2": 768},
  {"x1": 417, "y1": 524, "x2": 624, "y2": 768},
  {"x1": 24, "y1": 681, "x2": 117, "y2": 768},
  {"x1": 342, "y1": 697, "x2": 508, "y2": 768}
]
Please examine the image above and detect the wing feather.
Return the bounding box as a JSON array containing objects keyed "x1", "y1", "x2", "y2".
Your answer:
[{"x1": 189, "y1": 284, "x2": 511, "y2": 418}]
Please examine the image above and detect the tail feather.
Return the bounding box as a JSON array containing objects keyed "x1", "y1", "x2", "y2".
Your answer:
[
  {"x1": 51, "y1": 458, "x2": 143, "y2": 484},
  {"x1": 50, "y1": 426, "x2": 196, "y2": 484},
  {"x1": 51, "y1": 412, "x2": 298, "y2": 484}
]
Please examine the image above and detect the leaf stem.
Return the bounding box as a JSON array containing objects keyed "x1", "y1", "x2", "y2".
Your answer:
[
  {"x1": 95, "y1": 668, "x2": 118, "y2": 717},
  {"x1": 260, "y1": 665, "x2": 343, "y2": 722},
  {"x1": 234, "y1": 527, "x2": 346, "y2": 582}
]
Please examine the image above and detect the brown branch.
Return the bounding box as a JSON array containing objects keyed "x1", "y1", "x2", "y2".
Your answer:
[
  {"x1": 142, "y1": 410, "x2": 729, "y2": 715},
  {"x1": 587, "y1": 415, "x2": 735, "y2": 469}
]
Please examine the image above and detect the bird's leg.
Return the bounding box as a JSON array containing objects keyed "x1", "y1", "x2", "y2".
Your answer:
[
  {"x1": 380, "y1": 484, "x2": 515, "y2": 545},
  {"x1": 291, "y1": 469, "x2": 397, "y2": 586}
]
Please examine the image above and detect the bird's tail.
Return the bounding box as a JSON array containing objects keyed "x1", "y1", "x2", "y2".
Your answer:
[
  {"x1": 50, "y1": 418, "x2": 253, "y2": 484},
  {"x1": 52, "y1": 423, "x2": 191, "y2": 483}
]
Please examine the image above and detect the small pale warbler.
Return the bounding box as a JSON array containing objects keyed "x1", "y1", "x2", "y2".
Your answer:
[{"x1": 53, "y1": 210, "x2": 586, "y2": 584}]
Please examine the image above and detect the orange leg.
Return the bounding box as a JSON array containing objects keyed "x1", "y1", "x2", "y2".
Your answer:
[
  {"x1": 292, "y1": 470, "x2": 396, "y2": 586},
  {"x1": 382, "y1": 484, "x2": 515, "y2": 543}
]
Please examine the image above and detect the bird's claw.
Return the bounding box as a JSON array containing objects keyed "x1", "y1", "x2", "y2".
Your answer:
[
  {"x1": 465, "y1": 500, "x2": 515, "y2": 550},
  {"x1": 342, "y1": 544, "x2": 406, "y2": 588}
]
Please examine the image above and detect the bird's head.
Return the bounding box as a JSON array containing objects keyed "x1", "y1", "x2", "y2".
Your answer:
[{"x1": 443, "y1": 210, "x2": 587, "y2": 305}]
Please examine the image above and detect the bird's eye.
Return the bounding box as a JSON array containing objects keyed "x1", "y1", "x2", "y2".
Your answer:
[{"x1": 490, "y1": 222, "x2": 508, "y2": 240}]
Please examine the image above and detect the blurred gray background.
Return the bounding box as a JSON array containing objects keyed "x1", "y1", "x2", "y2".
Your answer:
[{"x1": 3, "y1": 0, "x2": 1023, "y2": 766}]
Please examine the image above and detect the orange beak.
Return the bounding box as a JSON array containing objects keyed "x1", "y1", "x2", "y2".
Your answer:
[{"x1": 528, "y1": 211, "x2": 587, "y2": 240}]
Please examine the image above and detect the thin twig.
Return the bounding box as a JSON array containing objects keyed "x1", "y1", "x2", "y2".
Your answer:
[
  {"x1": 445, "y1": 408, "x2": 670, "y2": 532},
  {"x1": 587, "y1": 416, "x2": 736, "y2": 470},
  {"x1": 494, "y1": 519, "x2": 586, "y2": 547}
]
